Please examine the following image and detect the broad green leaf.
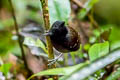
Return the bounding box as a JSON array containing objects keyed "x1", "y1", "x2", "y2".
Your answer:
[
  {"x1": 89, "y1": 41, "x2": 109, "y2": 61},
  {"x1": 78, "y1": 0, "x2": 99, "y2": 19},
  {"x1": 48, "y1": 0, "x2": 71, "y2": 25},
  {"x1": 106, "y1": 68, "x2": 120, "y2": 80},
  {"x1": 110, "y1": 40, "x2": 120, "y2": 51},
  {"x1": 27, "y1": 62, "x2": 89, "y2": 80},
  {"x1": 23, "y1": 37, "x2": 48, "y2": 53},
  {"x1": 0, "y1": 63, "x2": 12, "y2": 76},
  {"x1": 61, "y1": 49, "x2": 120, "y2": 80},
  {"x1": 107, "y1": 26, "x2": 120, "y2": 51},
  {"x1": 109, "y1": 27, "x2": 120, "y2": 41}
]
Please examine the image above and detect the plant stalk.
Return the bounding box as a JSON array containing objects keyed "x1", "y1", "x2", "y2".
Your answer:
[
  {"x1": 8, "y1": 0, "x2": 28, "y2": 69},
  {"x1": 40, "y1": 0, "x2": 56, "y2": 67},
  {"x1": 40, "y1": 0, "x2": 58, "y2": 79}
]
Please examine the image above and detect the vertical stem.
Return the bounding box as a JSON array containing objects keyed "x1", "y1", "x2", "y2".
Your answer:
[
  {"x1": 40, "y1": 0, "x2": 57, "y2": 79},
  {"x1": 71, "y1": 0, "x2": 99, "y2": 29},
  {"x1": 40, "y1": 0, "x2": 56, "y2": 67},
  {"x1": 8, "y1": 0, "x2": 28, "y2": 68},
  {"x1": 87, "y1": 14, "x2": 99, "y2": 29}
]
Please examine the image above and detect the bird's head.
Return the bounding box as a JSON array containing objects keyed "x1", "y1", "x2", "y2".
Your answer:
[{"x1": 44, "y1": 21, "x2": 68, "y2": 37}]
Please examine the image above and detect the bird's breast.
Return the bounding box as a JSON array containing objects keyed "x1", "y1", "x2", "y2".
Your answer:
[{"x1": 50, "y1": 26, "x2": 80, "y2": 53}]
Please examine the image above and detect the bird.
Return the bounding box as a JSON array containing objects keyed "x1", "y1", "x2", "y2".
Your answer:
[
  {"x1": 44, "y1": 21, "x2": 80, "y2": 64},
  {"x1": 45, "y1": 20, "x2": 80, "y2": 53}
]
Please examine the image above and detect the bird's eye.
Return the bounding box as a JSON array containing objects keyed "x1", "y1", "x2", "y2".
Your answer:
[
  {"x1": 54, "y1": 25, "x2": 58, "y2": 27},
  {"x1": 52, "y1": 29, "x2": 57, "y2": 33}
]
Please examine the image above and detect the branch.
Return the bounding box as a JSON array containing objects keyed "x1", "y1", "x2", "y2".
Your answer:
[
  {"x1": 71, "y1": 0, "x2": 99, "y2": 28},
  {"x1": 71, "y1": 0, "x2": 84, "y2": 8},
  {"x1": 8, "y1": 0, "x2": 28, "y2": 68}
]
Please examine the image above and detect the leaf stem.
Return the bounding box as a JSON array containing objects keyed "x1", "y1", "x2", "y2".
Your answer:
[{"x1": 71, "y1": 0, "x2": 99, "y2": 28}]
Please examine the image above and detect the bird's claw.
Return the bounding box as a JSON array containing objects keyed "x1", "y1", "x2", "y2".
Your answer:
[
  {"x1": 48, "y1": 58, "x2": 58, "y2": 66},
  {"x1": 48, "y1": 53, "x2": 63, "y2": 66}
]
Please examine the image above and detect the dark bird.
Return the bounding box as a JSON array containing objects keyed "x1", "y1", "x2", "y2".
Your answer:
[{"x1": 45, "y1": 21, "x2": 80, "y2": 53}]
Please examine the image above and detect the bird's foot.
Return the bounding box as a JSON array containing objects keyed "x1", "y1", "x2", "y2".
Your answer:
[
  {"x1": 48, "y1": 53, "x2": 63, "y2": 66},
  {"x1": 48, "y1": 59, "x2": 57, "y2": 66}
]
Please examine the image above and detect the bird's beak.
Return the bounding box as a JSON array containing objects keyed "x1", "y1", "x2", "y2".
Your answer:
[
  {"x1": 60, "y1": 21, "x2": 65, "y2": 26},
  {"x1": 43, "y1": 32, "x2": 52, "y2": 36}
]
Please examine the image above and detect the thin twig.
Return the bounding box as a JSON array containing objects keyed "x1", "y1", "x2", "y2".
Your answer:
[
  {"x1": 87, "y1": 13, "x2": 99, "y2": 29},
  {"x1": 8, "y1": 0, "x2": 28, "y2": 68},
  {"x1": 71, "y1": 0, "x2": 84, "y2": 8},
  {"x1": 70, "y1": 1, "x2": 89, "y2": 45},
  {"x1": 71, "y1": 0, "x2": 99, "y2": 28}
]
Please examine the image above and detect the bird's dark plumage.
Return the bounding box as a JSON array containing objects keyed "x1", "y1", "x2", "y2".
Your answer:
[{"x1": 46, "y1": 21, "x2": 80, "y2": 53}]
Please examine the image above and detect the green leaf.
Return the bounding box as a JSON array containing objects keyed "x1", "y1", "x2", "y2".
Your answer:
[
  {"x1": 110, "y1": 40, "x2": 120, "y2": 51},
  {"x1": 48, "y1": 78, "x2": 53, "y2": 80},
  {"x1": 109, "y1": 27, "x2": 120, "y2": 41},
  {"x1": 89, "y1": 41, "x2": 109, "y2": 61},
  {"x1": 23, "y1": 37, "x2": 48, "y2": 53},
  {"x1": 61, "y1": 49, "x2": 120, "y2": 80},
  {"x1": 48, "y1": 0, "x2": 71, "y2": 25},
  {"x1": 27, "y1": 62, "x2": 88, "y2": 80},
  {"x1": 0, "y1": 63, "x2": 12, "y2": 76},
  {"x1": 78, "y1": 0, "x2": 99, "y2": 19},
  {"x1": 107, "y1": 26, "x2": 120, "y2": 51},
  {"x1": 93, "y1": 29, "x2": 101, "y2": 37},
  {"x1": 106, "y1": 68, "x2": 120, "y2": 80}
]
